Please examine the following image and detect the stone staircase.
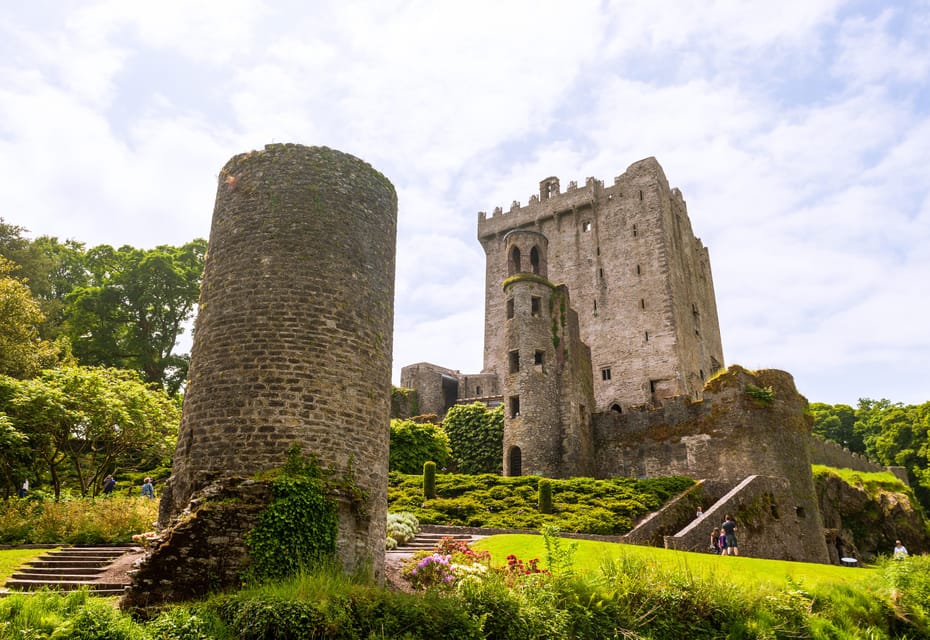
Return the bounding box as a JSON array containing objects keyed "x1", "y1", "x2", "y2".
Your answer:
[
  {"x1": 4, "y1": 546, "x2": 141, "y2": 596},
  {"x1": 387, "y1": 530, "x2": 482, "y2": 555}
]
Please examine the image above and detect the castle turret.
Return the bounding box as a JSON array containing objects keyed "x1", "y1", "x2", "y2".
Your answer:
[{"x1": 501, "y1": 230, "x2": 594, "y2": 478}]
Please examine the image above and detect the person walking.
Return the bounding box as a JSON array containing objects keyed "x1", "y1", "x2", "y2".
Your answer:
[
  {"x1": 141, "y1": 477, "x2": 155, "y2": 499},
  {"x1": 102, "y1": 474, "x2": 117, "y2": 495},
  {"x1": 721, "y1": 514, "x2": 739, "y2": 556},
  {"x1": 710, "y1": 527, "x2": 721, "y2": 554}
]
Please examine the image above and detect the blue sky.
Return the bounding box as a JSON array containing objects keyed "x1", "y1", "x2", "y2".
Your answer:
[{"x1": 2, "y1": 1, "x2": 928, "y2": 405}]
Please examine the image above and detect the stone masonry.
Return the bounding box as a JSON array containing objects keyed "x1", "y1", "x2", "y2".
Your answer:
[{"x1": 158, "y1": 144, "x2": 397, "y2": 583}]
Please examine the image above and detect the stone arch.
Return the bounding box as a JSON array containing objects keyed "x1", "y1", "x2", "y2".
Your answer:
[
  {"x1": 530, "y1": 245, "x2": 540, "y2": 274},
  {"x1": 508, "y1": 246, "x2": 521, "y2": 276},
  {"x1": 610, "y1": 402, "x2": 623, "y2": 414}
]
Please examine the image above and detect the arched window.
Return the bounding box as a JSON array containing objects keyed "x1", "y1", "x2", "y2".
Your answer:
[
  {"x1": 509, "y1": 246, "x2": 521, "y2": 275},
  {"x1": 530, "y1": 246, "x2": 540, "y2": 274},
  {"x1": 610, "y1": 403, "x2": 623, "y2": 414},
  {"x1": 508, "y1": 446, "x2": 522, "y2": 476}
]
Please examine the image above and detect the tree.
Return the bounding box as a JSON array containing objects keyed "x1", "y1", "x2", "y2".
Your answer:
[
  {"x1": 389, "y1": 419, "x2": 451, "y2": 474},
  {"x1": 64, "y1": 240, "x2": 206, "y2": 394},
  {"x1": 0, "y1": 413, "x2": 31, "y2": 498},
  {"x1": 0, "y1": 367, "x2": 180, "y2": 498},
  {"x1": 0, "y1": 257, "x2": 60, "y2": 378}
]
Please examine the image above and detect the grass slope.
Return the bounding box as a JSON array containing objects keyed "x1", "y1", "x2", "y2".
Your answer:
[
  {"x1": 474, "y1": 534, "x2": 876, "y2": 590},
  {"x1": 0, "y1": 548, "x2": 53, "y2": 584}
]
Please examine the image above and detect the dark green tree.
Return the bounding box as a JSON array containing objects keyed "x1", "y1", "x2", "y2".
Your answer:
[
  {"x1": 63, "y1": 240, "x2": 206, "y2": 394},
  {"x1": 389, "y1": 419, "x2": 451, "y2": 474}
]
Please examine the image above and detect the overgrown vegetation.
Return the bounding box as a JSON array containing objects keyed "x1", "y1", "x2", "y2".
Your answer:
[
  {"x1": 388, "y1": 418, "x2": 450, "y2": 473},
  {"x1": 442, "y1": 403, "x2": 504, "y2": 474},
  {"x1": 811, "y1": 399, "x2": 930, "y2": 512},
  {"x1": 4, "y1": 535, "x2": 929, "y2": 639},
  {"x1": 245, "y1": 447, "x2": 338, "y2": 581},
  {"x1": 388, "y1": 471, "x2": 693, "y2": 534},
  {"x1": 0, "y1": 495, "x2": 158, "y2": 545}
]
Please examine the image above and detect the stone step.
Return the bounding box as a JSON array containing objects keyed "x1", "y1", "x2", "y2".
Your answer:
[
  {"x1": 27, "y1": 560, "x2": 112, "y2": 569},
  {"x1": 4, "y1": 579, "x2": 130, "y2": 592},
  {"x1": 13, "y1": 567, "x2": 106, "y2": 577}
]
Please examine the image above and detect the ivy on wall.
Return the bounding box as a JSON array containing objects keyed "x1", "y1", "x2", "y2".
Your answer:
[
  {"x1": 245, "y1": 447, "x2": 338, "y2": 580},
  {"x1": 442, "y1": 403, "x2": 504, "y2": 475},
  {"x1": 389, "y1": 419, "x2": 450, "y2": 473}
]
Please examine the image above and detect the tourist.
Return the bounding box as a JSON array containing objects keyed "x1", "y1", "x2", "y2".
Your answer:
[
  {"x1": 18, "y1": 479, "x2": 28, "y2": 498},
  {"x1": 102, "y1": 474, "x2": 117, "y2": 495},
  {"x1": 141, "y1": 477, "x2": 155, "y2": 499},
  {"x1": 710, "y1": 527, "x2": 721, "y2": 554},
  {"x1": 718, "y1": 528, "x2": 727, "y2": 556},
  {"x1": 721, "y1": 514, "x2": 739, "y2": 556},
  {"x1": 695, "y1": 506, "x2": 703, "y2": 519},
  {"x1": 893, "y1": 540, "x2": 908, "y2": 560}
]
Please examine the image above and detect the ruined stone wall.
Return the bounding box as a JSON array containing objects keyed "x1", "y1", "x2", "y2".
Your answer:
[
  {"x1": 809, "y1": 436, "x2": 884, "y2": 473},
  {"x1": 478, "y1": 158, "x2": 724, "y2": 412},
  {"x1": 593, "y1": 366, "x2": 830, "y2": 563},
  {"x1": 399, "y1": 362, "x2": 459, "y2": 417},
  {"x1": 161, "y1": 144, "x2": 396, "y2": 579}
]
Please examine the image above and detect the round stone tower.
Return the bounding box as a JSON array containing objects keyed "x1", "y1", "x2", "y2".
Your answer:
[{"x1": 161, "y1": 144, "x2": 396, "y2": 577}]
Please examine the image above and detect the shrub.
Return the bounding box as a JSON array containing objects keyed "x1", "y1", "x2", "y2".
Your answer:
[
  {"x1": 390, "y1": 419, "x2": 450, "y2": 473},
  {"x1": 0, "y1": 495, "x2": 158, "y2": 545},
  {"x1": 423, "y1": 460, "x2": 436, "y2": 499},
  {"x1": 442, "y1": 403, "x2": 504, "y2": 474},
  {"x1": 538, "y1": 479, "x2": 552, "y2": 514},
  {"x1": 386, "y1": 511, "x2": 420, "y2": 547}
]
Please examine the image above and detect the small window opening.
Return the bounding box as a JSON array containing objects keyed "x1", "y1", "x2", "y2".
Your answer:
[
  {"x1": 509, "y1": 246, "x2": 521, "y2": 275},
  {"x1": 530, "y1": 246, "x2": 540, "y2": 275},
  {"x1": 599, "y1": 268, "x2": 604, "y2": 279},
  {"x1": 795, "y1": 506, "x2": 806, "y2": 519},
  {"x1": 639, "y1": 189, "x2": 643, "y2": 201},
  {"x1": 695, "y1": 329, "x2": 700, "y2": 336},
  {"x1": 508, "y1": 350, "x2": 520, "y2": 374},
  {"x1": 699, "y1": 369, "x2": 705, "y2": 381},
  {"x1": 636, "y1": 264, "x2": 641, "y2": 275},
  {"x1": 582, "y1": 220, "x2": 592, "y2": 232},
  {"x1": 506, "y1": 298, "x2": 514, "y2": 319},
  {"x1": 650, "y1": 380, "x2": 657, "y2": 393},
  {"x1": 611, "y1": 403, "x2": 623, "y2": 414},
  {"x1": 509, "y1": 395, "x2": 520, "y2": 418},
  {"x1": 596, "y1": 246, "x2": 600, "y2": 256},
  {"x1": 508, "y1": 446, "x2": 522, "y2": 476},
  {"x1": 645, "y1": 331, "x2": 649, "y2": 342},
  {"x1": 534, "y1": 350, "x2": 544, "y2": 372},
  {"x1": 593, "y1": 299, "x2": 597, "y2": 312},
  {"x1": 640, "y1": 298, "x2": 645, "y2": 310},
  {"x1": 601, "y1": 367, "x2": 612, "y2": 381},
  {"x1": 632, "y1": 224, "x2": 637, "y2": 237},
  {"x1": 531, "y1": 296, "x2": 541, "y2": 317},
  {"x1": 476, "y1": 386, "x2": 482, "y2": 396}
]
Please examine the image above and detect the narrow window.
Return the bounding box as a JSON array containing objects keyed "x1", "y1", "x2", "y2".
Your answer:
[
  {"x1": 531, "y1": 296, "x2": 541, "y2": 317},
  {"x1": 699, "y1": 370, "x2": 705, "y2": 381},
  {"x1": 632, "y1": 224, "x2": 637, "y2": 237},
  {"x1": 506, "y1": 298, "x2": 515, "y2": 319},
  {"x1": 582, "y1": 220, "x2": 592, "y2": 232},
  {"x1": 530, "y1": 246, "x2": 540, "y2": 275},
  {"x1": 640, "y1": 298, "x2": 645, "y2": 310},
  {"x1": 636, "y1": 264, "x2": 641, "y2": 275},
  {"x1": 508, "y1": 350, "x2": 520, "y2": 374},
  {"x1": 476, "y1": 386, "x2": 482, "y2": 396},
  {"x1": 509, "y1": 395, "x2": 520, "y2": 418},
  {"x1": 599, "y1": 268, "x2": 604, "y2": 280},
  {"x1": 639, "y1": 189, "x2": 643, "y2": 201},
  {"x1": 695, "y1": 329, "x2": 700, "y2": 336},
  {"x1": 508, "y1": 446, "x2": 522, "y2": 476},
  {"x1": 601, "y1": 367, "x2": 612, "y2": 381},
  {"x1": 645, "y1": 331, "x2": 649, "y2": 341},
  {"x1": 509, "y1": 246, "x2": 521, "y2": 275},
  {"x1": 593, "y1": 299, "x2": 597, "y2": 312},
  {"x1": 534, "y1": 350, "x2": 544, "y2": 372},
  {"x1": 596, "y1": 246, "x2": 600, "y2": 256},
  {"x1": 650, "y1": 380, "x2": 657, "y2": 393}
]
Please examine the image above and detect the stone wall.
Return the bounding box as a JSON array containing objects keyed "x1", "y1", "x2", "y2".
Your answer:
[
  {"x1": 594, "y1": 366, "x2": 831, "y2": 563},
  {"x1": 809, "y1": 436, "x2": 910, "y2": 485},
  {"x1": 478, "y1": 158, "x2": 724, "y2": 411},
  {"x1": 159, "y1": 144, "x2": 396, "y2": 582}
]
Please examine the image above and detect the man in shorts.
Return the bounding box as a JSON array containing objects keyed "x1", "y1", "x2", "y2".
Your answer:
[{"x1": 721, "y1": 514, "x2": 739, "y2": 556}]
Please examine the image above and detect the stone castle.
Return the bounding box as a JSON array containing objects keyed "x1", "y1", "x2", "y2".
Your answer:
[{"x1": 401, "y1": 157, "x2": 907, "y2": 564}]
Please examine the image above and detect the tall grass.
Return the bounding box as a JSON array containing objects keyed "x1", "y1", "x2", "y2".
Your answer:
[{"x1": 0, "y1": 496, "x2": 158, "y2": 545}]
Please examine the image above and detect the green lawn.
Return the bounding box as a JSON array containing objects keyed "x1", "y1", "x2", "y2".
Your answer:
[
  {"x1": 0, "y1": 548, "x2": 54, "y2": 584},
  {"x1": 474, "y1": 534, "x2": 876, "y2": 590}
]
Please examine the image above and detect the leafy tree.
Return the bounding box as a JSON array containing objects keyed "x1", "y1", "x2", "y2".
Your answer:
[
  {"x1": 0, "y1": 366, "x2": 180, "y2": 498},
  {"x1": 63, "y1": 240, "x2": 206, "y2": 394},
  {"x1": 0, "y1": 257, "x2": 60, "y2": 378},
  {"x1": 442, "y1": 402, "x2": 504, "y2": 474},
  {"x1": 389, "y1": 419, "x2": 451, "y2": 474},
  {"x1": 0, "y1": 413, "x2": 31, "y2": 498},
  {"x1": 810, "y1": 402, "x2": 860, "y2": 451}
]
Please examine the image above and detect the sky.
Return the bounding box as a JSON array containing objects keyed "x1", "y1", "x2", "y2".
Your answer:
[{"x1": 2, "y1": 1, "x2": 929, "y2": 406}]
